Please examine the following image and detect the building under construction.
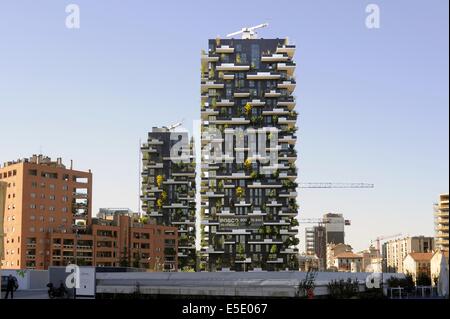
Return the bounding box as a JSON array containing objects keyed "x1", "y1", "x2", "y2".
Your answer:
[{"x1": 305, "y1": 213, "x2": 348, "y2": 270}]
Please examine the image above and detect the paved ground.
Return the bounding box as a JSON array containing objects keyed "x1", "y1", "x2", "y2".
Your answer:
[{"x1": 1, "y1": 289, "x2": 48, "y2": 299}]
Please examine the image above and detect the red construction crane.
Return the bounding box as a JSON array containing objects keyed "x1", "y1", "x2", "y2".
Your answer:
[{"x1": 372, "y1": 233, "x2": 402, "y2": 252}]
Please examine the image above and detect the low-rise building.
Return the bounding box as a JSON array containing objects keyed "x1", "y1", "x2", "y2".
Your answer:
[
  {"x1": 333, "y1": 251, "x2": 363, "y2": 272},
  {"x1": 326, "y1": 243, "x2": 353, "y2": 270},
  {"x1": 430, "y1": 250, "x2": 449, "y2": 286},
  {"x1": 402, "y1": 252, "x2": 433, "y2": 282},
  {"x1": 49, "y1": 213, "x2": 178, "y2": 271},
  {"x1": 97, "y1": 208, "x2": 140, "y2": 221},
  {"x1": 358, "y1": 245, "x2": 382, "y2": 272},
  {"x1": 298, "y1": 254, "x2": 319, "y2": 272}
]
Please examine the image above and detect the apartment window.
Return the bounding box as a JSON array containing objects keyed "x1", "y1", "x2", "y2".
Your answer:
[
  {"x1": 49, "y1": 195, "x2": 56, "y2": 200},
  {"x1": 62, "y1": 207, "x2": 68, "y2": 213},
  {"x1": 49, "y1": 206, "x2": 55, "y2": 212},
  {"x1": 30, "y1": 215, "x2": 35, "y2": 221},
  {"x1": 31, "y1": 182, "x2": 37, "y2": 188},
  {"x1": 31, "y1": 193, "x2": 36, "y2": 199},
  {"x1": 49, "y1": 184, "x2": 55, "y2": 190},
  {"x1": 62, "y1": 196, "x2": 68, "y2": 202},
  {"x1": 28, "y1": 169, "x2": 38, "y2": 176},
  {"x1": 39, "y1": 205, "x2": 45, "y2": 210},
  {"x1": 42, "y1": 172, "x2": 58, "y2": 179},
  {"x1": 62, "y1": 185, "x2": 68, "y2": 191},
  {"x1": 40, "y1": 182, "x2": 45, "y2": 188},
  {"x1": 251, "y1": 44, "x2": 260, "y2": 69},
  {"x1": 29, "y1": 227, "x2": 35, "y2": 233},
  {"x1": 30, "y1": 204, "x2": 36, "y2": 209}
]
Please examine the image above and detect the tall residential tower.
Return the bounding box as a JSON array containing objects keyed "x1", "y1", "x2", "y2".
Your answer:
[
  {"x1": 141, "y1": 127, "x2": 197, "y2": 271},
  {"x1": 0, "y1": 155, "x2": 92, "y2": 269},
  {"x1": 434, "y1": 193, "x2": 449, "y2": 251},
  {"x1": 200, "y1": 36, "x2": 299, "y2": 271}
]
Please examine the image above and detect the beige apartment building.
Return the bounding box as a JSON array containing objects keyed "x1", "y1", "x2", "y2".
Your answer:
[
  {"x1": 434, "y1": 193, "x2": 449, "y2": 251},
  {"x1": 0, "y1": 181, "x2": 6, "y2": 261},
  {"x1": 383, "y1": 236, "x2": 434, "y2": 273},
  {"x1": 358, "y1": 245, "x2": 382, "y2": 272},
  {"x1": 326, "y1": 243, "x2": 353, "y2": 270},
  {"x1": 333, "y1": 251, "x2": 363, "y2": 272},
  {"x1": 403, "y1": 252, "x2": 433, "y2": 282}
]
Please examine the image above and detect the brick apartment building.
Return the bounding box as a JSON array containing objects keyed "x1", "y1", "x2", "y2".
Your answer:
[
  {"x1": 1, "y1": 155, "x2": 178, "y2": 271},
  {"x1": 50, "y1": 213, "x2": 178, "y2": 271}
]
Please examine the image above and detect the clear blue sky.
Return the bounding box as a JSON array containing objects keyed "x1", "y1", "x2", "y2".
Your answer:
[{"x1": 0, "y1": 0, "x2": 448, "y2": 252}]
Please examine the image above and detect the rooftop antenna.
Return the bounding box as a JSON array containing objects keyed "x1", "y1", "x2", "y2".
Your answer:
[{"x1": 226, "y1": 23, "x2": 269, "y2": 39}]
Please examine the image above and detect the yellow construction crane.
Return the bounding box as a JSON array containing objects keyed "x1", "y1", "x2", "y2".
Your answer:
[{"x1": 371, "y1": 233, "x2": 402, "y2": 252}]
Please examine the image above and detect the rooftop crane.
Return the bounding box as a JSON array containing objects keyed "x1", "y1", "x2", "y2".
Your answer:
[
  {"x1": 167, "y1": 119, "x2": 184, "y2": 131},
  {"x1": 226, "y1": 23, "x2": 269, "y2": 39},
  {"x1": 371, "y1": 233, "x2": 402, "y2": 252}
]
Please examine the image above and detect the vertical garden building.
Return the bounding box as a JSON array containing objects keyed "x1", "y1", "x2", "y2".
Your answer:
[
  {"x1": 141, "y1": 127, "x2": 197, "y2": 271},
  {"x1": 200, "y1": 37, "x2": 299, "y2": 271}
]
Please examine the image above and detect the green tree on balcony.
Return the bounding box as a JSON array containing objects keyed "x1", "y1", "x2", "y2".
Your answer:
[
  {"x1": 236, "y1": 187, "x2": 244, "y2": 199},
  {"x1": 156, "y1": 175, "x2": 164, "y2": 188},
  {"x1": 244, "y1": 102, "x2": 253, "y2": 116},
  {"x1": 236, "y1": 243, "x2": 245, "y2": 261},
  {"x1": 244, "y1": 158, "x2": 252, "y2": 171},
  {"x1": 270, "y1": 244, "x2": 278, "y2": 254}
]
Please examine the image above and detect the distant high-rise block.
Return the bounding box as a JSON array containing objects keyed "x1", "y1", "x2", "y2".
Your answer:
[
  {"x1": 323, "y1": 213, "x2": 345, "y2": 245},
  {"x1": 305, "y1": 225, "x2": 326, "y2": 270},
  {"x1": 434, "y1": 193, "x2": 449, "y2": 251},
  {"x1": 382, "y1": 236, "x2": 434, "y2": 273}
]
